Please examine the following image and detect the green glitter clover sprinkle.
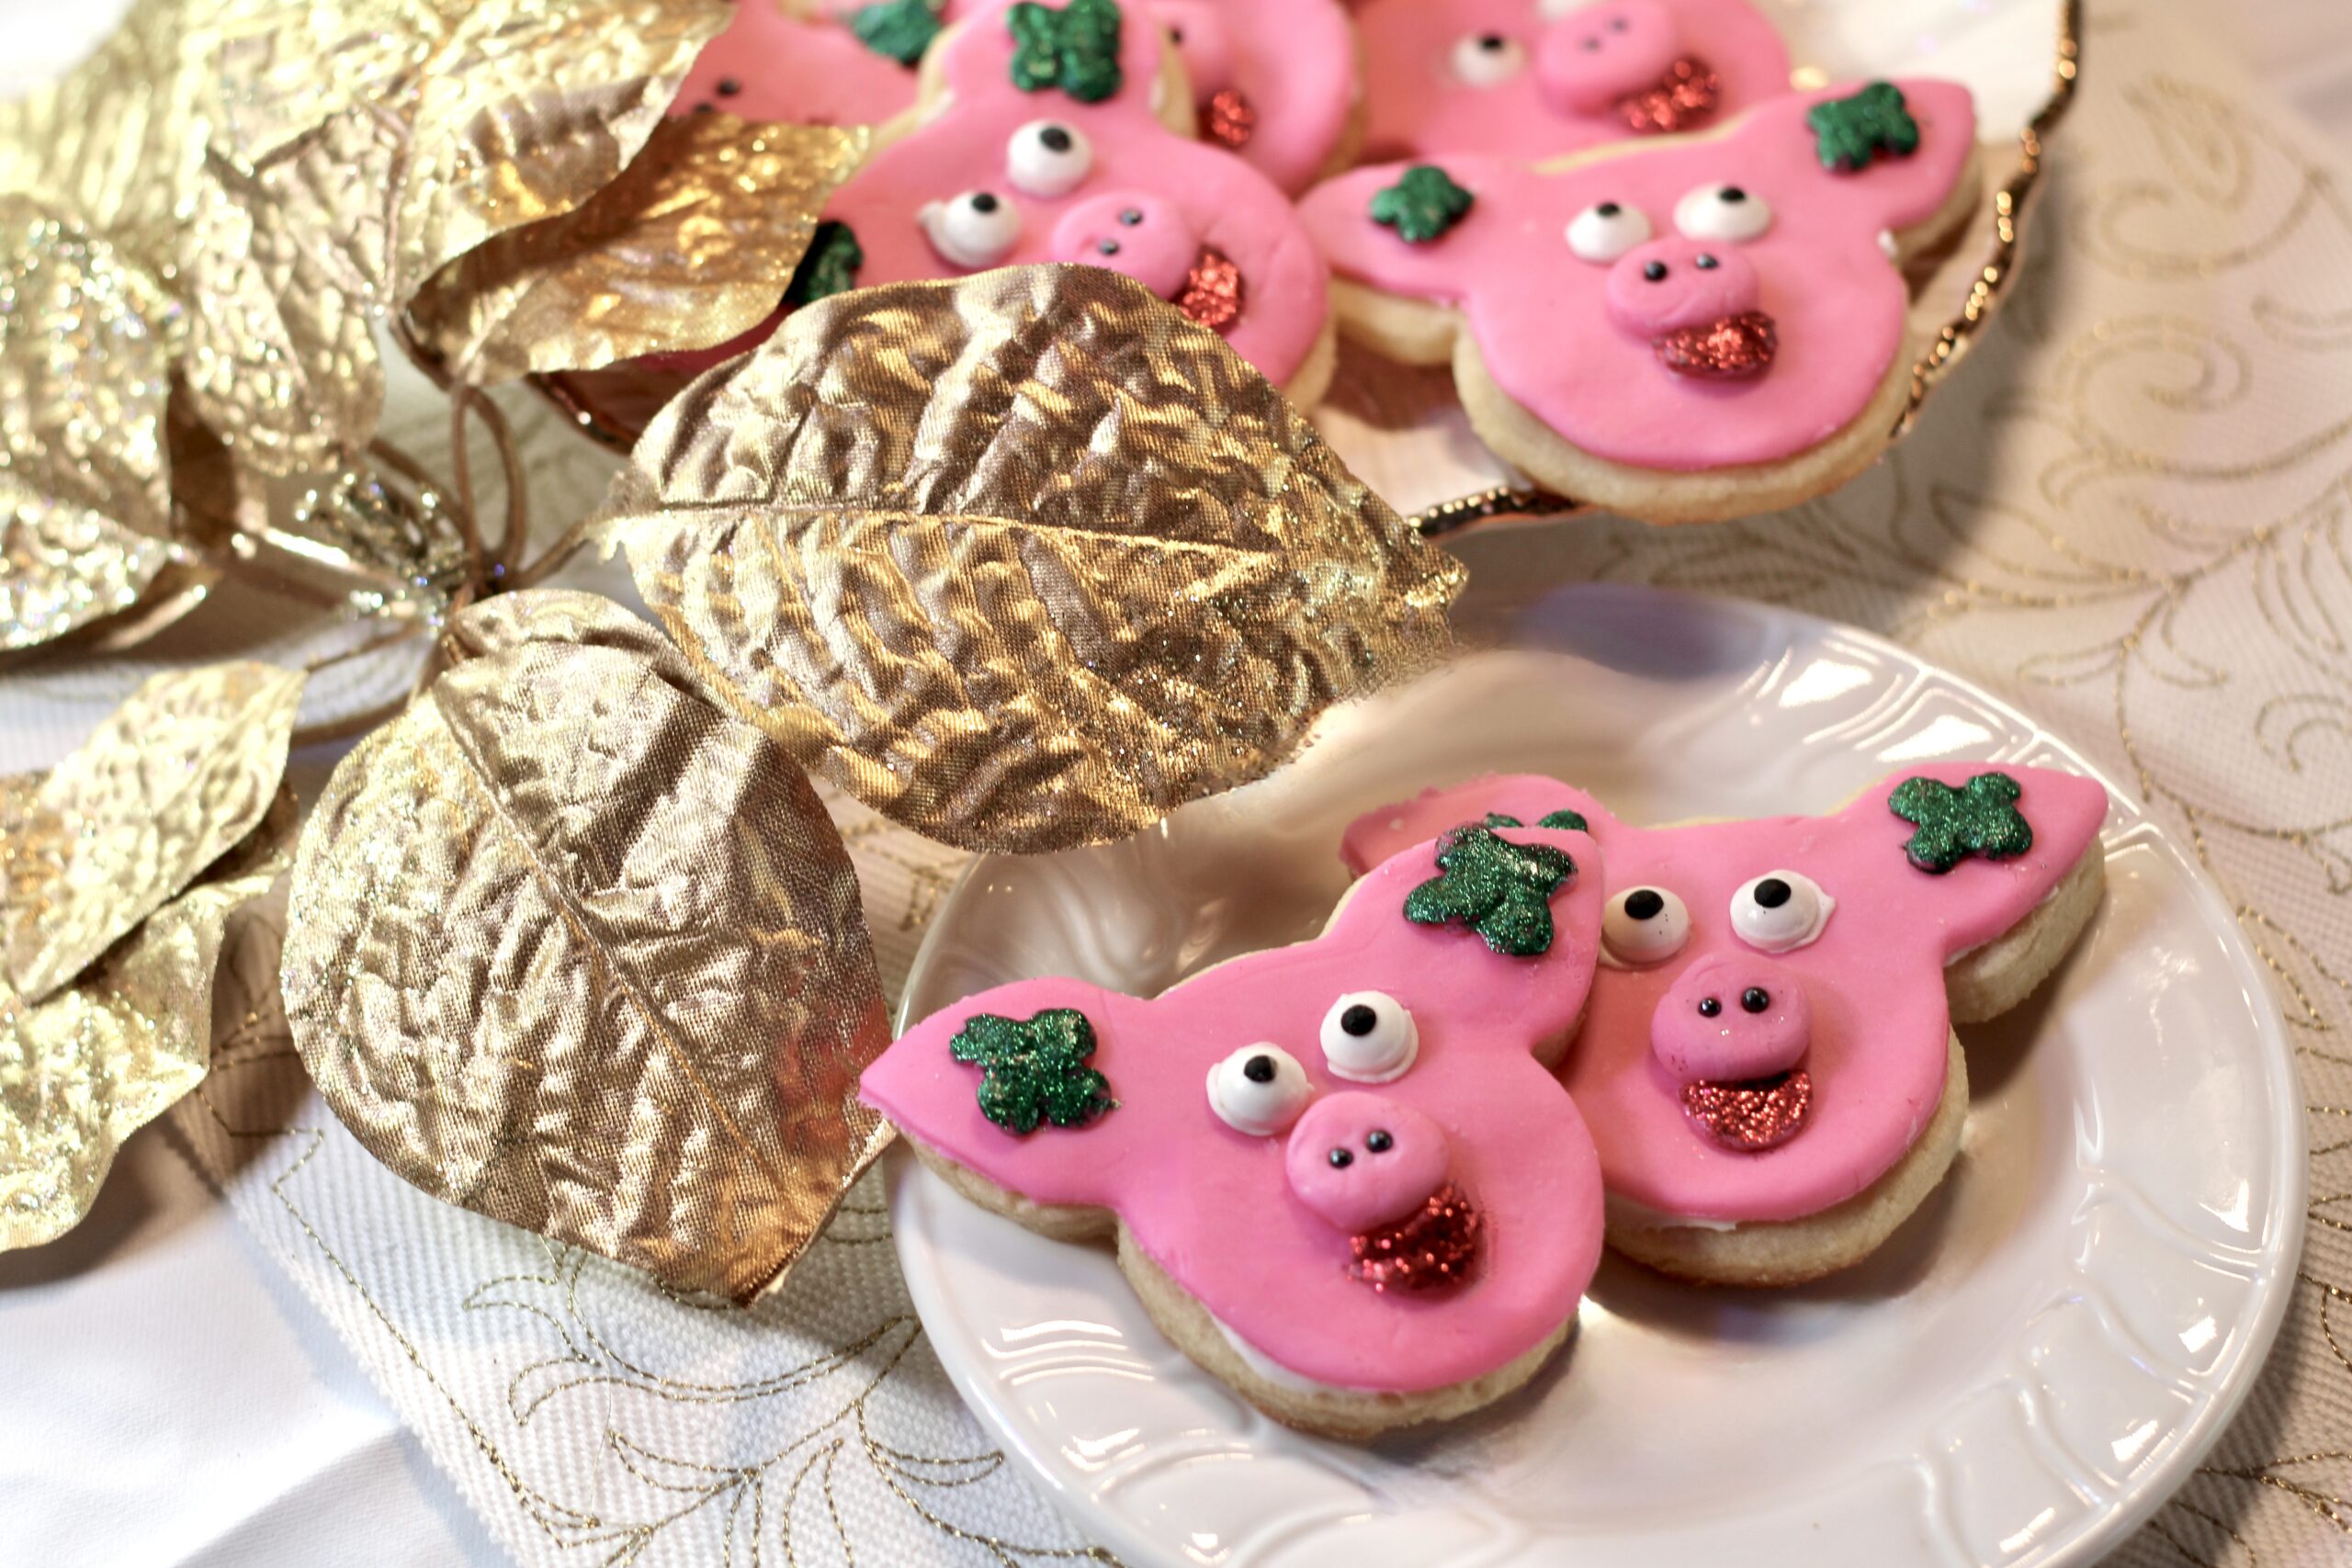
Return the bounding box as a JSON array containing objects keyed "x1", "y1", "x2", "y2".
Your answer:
[
  {"x1": 1888, "y1": 772, "x2": 2034, "y2": 874},
  {"x1": 1404, "y1": 824, "x2": 1577, "y2": 957},
  {"x1": 949, "y1": 1009, "x2": 1115, "y2": 1134},
  {"x1": 1481, "y1": 808, "x2": 1589, "y2": 832},
  {"x1": 1369, "y1": 165, "x2": 1475, "y2": 243},
  {"x1": 848, "y1": 0, "x2": 943, "y2": 65},
  {"x1": 784, "y1": 220, "x2": 864, "y2": 307},
  {"x1": 1006, "y1": 0, "x2": 1124, "y2": 104},
  {"x1": 1806, "y1": 82, "x2": 1921, "y2": 173}
]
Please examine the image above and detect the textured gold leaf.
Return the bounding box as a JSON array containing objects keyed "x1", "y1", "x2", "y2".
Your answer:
[
  {"x1": 0, "y1": 820, "x2": 289, "y2": 1250},
  {"x1": 602, "y1": 265, "x2": 1466, "y2": 853},
  {"x1": 407, "y1": 115, "x2": 869, "y2": 383},
  {"x1": 4, "y1": 663, "x2": 305, "y2": 1003},
  {"x1": 0, "y1": 197, "x2": 181, "y2": 651},
  {"x1": 283, "y1": 591, "x2": 891, "y2": 1303}
]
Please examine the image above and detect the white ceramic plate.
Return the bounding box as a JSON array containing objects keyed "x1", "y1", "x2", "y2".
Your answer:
[{"x1": 891, "y1": 584, "x2": 2303, "y2": 1568}]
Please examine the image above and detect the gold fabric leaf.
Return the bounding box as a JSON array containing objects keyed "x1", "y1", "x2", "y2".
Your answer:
[
  {"x1": 282, "y1": 594, "x2": 892, "y2": 1303},
  {"x1": 407, "y1": 115, "x2": 869, "y2": 383},
  {"x1": 0, "y1": 197, "x2": 180, "y2": 651},
  {"x1": 0, "y1": 827, "x2": 289, "y2": 1251},
  {"x1": 4, "y1": 663, "x2": 305, "y2": 1004},
  {"x1": 601, "y1": 265, "x2": 1466, "y2": 853}
]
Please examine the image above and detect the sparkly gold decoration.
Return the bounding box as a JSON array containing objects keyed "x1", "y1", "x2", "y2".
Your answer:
[
  {"x1": 604, "y1": 265, "x2": 1465, "y2": 852},
  {"x1": 3, "y1": 663, "x2": 305, "y2": 1004},
  {"x1": 0, "y1": 196, "x2": 180, "y2": 652},
  {"x1": 407, "y1": 115, "x2": 869, "y2": 383},
  {"x1": 282, "y1": 590, "x2": 893, "y2": 1304}
]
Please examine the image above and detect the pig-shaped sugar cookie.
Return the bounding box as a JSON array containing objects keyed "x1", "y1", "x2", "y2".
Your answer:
[
  {"x1": 1301, "y1": 81, "x2": 1983, "y2": 524},
  {"x1": 865, "y1": 824, "x2": 1608, "y2": 1438},
  {"x1": 1354, "y1": 0, "x2": 1792, "y2": 164},
  {"x1": 655, "y1": 0, "x2": 1335, "y2": 401},
  {"x1": 670, "y1": 1, "x2": 931, "y2": 130},
  {"x1": 1342, "y1": 763, "x2": 2109, "y2": 1286}
]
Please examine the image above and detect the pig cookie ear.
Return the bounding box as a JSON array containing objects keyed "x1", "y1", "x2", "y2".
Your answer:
[
  {"x1": 1300, "y1": 159, "x2": 1516, "y2": 299},
  {"x1": 1339, "y1": 775, "x2": 1611, "y2": 875},
  {"x1": 1756, "y1": 78, "x2": 1980, "y2": 235},
  {"x1": 1838, "y1": 764, "x2": 2108, "y2": 946}
]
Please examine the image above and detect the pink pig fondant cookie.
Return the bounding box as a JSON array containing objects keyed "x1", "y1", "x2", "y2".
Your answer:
[
  {"x1": 1353, "y1": 0, "x2": 1792, "y2": 164},
  {"x1": 1342, "y1": 763, "x2": 2109, "y2": 1286},
  {"x1": 865, "y1": 824, "x2": 1609, "y2": 1438},
  {"x1": 1300, "y1": 80, "x2": 1985, "y2": 524},
  {"x1": 650, "y1": 0, "x2": 1336, "y2": 404}
]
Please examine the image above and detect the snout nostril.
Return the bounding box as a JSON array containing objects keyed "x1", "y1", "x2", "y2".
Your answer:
[
  {"x1": 1697, "y1": 996, "x2": 1722, "y2": 1018},
  {"x1": 1695, "y1": 253, "x2": 1719, "y2": 270},
  {"x1": 1096, "y1": 239, "x2": 1121, "y2": 254},
  {"x1": 1365, "y1": 1130, "x2": 1394, "y2": 1154},
  {"x1": 1328, "y1": 1147, "x2": 1353, "y2": 1168},
  {"x1": 1741, "y1": 987, "x2": 1770, "y2": 1013},
  {"x1": 1643, "y1": 260, "x2": 1668, "y2": 282},
  {"x1": 1119, "y1": 208, "x2": 1144, "y2": 226}
]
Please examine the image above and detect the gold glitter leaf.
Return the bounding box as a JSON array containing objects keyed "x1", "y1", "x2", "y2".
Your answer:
[
  {"x1": 407, "y1": 114, "x2": 869, "y2": 383},
  {"x1": 603, "y1": 265, "x2": 1465, "y2": 853},
  {"x1": 0, "y1": 818, "x2": 288, "y2": 1250},
  {"x1": 282, "y1": 593, "x2": 892, "y2": 1303},
  {"x1": 4, "y1": 663, "x2": 305, "y2": 1004},
  {"x1": 0, "y1": 197, "x2": 181, "y2": 651}
]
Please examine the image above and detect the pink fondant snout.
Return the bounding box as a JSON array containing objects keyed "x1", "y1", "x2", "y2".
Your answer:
[
  {"x1": 1050, "y1": 194, "x2": 1202, "y2": 299},
  {"x1": 1605, "y1": 237, "x2": 1760, "y2": 337},
  {"x1": 1285, "y1": 1093, "x2": 1451, "y2": 1234},
  {"x1": 1153, "y1": 1, "x2": 1237, "y2": 94},
  {"x1": 1651, "y1": 953, "x2": 1811, "y2": 1083},
  {"x1": 1536, "y1": 0, "x2": 1680, "y2": 116}
]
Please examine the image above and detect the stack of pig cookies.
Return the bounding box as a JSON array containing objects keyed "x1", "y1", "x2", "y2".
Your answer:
[
  {"x1": 865, "y1": 821, "x2": 1610, "y2": 1438},
  {"x1": 1342, "y1": 762, "x2": 2108, "y2": 1286}
]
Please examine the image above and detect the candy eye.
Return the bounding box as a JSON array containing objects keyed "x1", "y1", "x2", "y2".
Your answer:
[
  {"x1": 920, "y1": 190, "x2": 1023, "y2": 268},
  {"x1": 1600, "y1": 885, "x2": 1690, "y2": 967},
  {"x1": 1205, "y1": 1043, "x2": 1312, "y2": 1136},
  {"x1": 1319, "y1": 992, "x2": 1419, "y2": 1083},
  {"x1": 1451, "y1": 31, "x2": 1527, "y2": 86},
  {"x1": 1729, "y1": 870, "x2": 1833, "y2": 953},
  {"x1": 1673, "y1": 183, "x2": 1771, "y2": 243},
  {"x1": 1004, "y1": 119, "x2": 1093, "y2": 197},
  {"x1": 1566, "y1": 199, "x2": 1652, "y2": 263}
]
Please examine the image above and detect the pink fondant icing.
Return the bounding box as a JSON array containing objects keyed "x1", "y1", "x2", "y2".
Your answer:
[
  {"x1": 658, "y1": 0, "x2": 1329, "y2": 386},
  {"x1": 671, "y1": 1, "x2": 924, "y2": 129},
  {"x1": 1340, "y1": 764, "x2": 2108, "y2": 1226},
  {"x1": 1353, "y1": 0, "x2": 1792, "y2": 164},
  {"x1": 1300, "y1": 81, "x2": 1978, "y2": 471},
  {"x1": 864, "y1": 828, "x2": 1607, "y2": 1393}
]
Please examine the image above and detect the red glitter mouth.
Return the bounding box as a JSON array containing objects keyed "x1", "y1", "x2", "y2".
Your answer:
[
  {"x1": 1349, "y1": 1181, "x2": 1481, "y2": 1292},
  {"x1": 1682, "y1": 1069, "x2": 1812, "y2": 1152},
  {"x1": 1177, "y1": 245, "x2": 1246, "y2": 333},
  {"x1": 1655, "y1": 310, "x2": 1777, "y2": 379},
  {"x1": 1203, "y1": 87, "x2": 1257, "y2": 151},
  {"x1": 1614, "y1": 56, "x2": 1722, "y2": 135}
]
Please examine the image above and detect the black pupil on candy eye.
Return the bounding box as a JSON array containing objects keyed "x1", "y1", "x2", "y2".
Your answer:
[
  {"x1": 1479, "y1": 33, "x2": 1506, "y2": 50},
  {"x1": 1329, "y1": 1147, "x2": 1354, "y2": 1168},
  {"x1": 1644, "y1": 260, "x2": 1668, "y2": 282},
  {"x1": 1742, "y1": 987, "x2": 1770, "y2": 1013},
  {"x1": 1721, "y1": 186, "x2": 1747, "y2": 203},
  {"x1": 1596, "y1": 201, "x2": 1622, "y2": 218},
  {"x1": 1119, "y1": 208, "x2": 1144, "y2": 225},
  {"x1": 1623, "y1": 888, "x2": 1664, "y2": 920},
  {"x1": 1040, "y1": 126, "x2": 1073, "y2": 152},
  {"x1": 1695, "y1": 254, "x2": 1719, "y2": 270},
  {"x1": 970, "y1": 192, "x2": 1000, "y2": 213},
  {"x1": 1366, "y1": 1130, "x2": 1394, "y2": 1153},
  {"x1": 1697, "y1": 996, "x2": 1722, "y2": 1018},
  {"x1": 1753, "y1": 877, "x2": 1792, "y2": 908},
  {"x1": 718, "y1": 78, "x2": 742, "y2": 96},
  {"x1": 1242, "y1": 1054, "x2": 1275, "y2": 1084},
  {"x1": 1341, "y1": 1004, "x2": 1379, "y2": 1037}
]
